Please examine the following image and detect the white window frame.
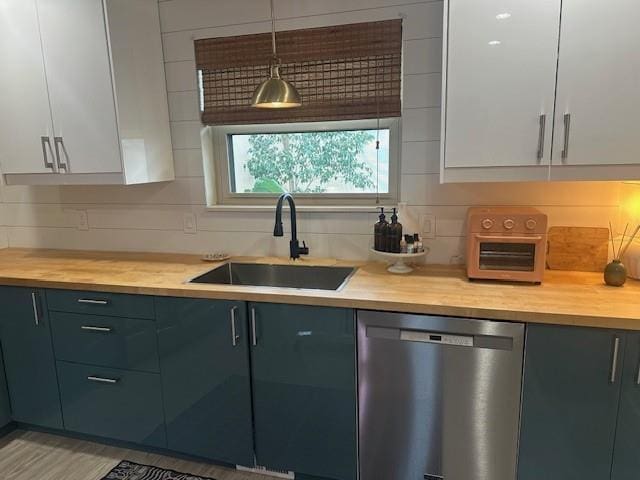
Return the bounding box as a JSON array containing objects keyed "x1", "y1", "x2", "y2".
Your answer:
[{"x1": 203, "y1": 118, "x2": 401, "y2": 207}]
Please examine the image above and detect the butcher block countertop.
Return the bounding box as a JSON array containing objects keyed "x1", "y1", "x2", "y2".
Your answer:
[{"x1": 0, "y1": 248, "x2": 638, "y2": 330}]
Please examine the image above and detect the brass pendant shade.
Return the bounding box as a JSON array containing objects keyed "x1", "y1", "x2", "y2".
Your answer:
[
  {"x1": 251, "y1": 64, "x2": 302, "y2": 108},
  {"x1": 251, "y1": 0, "x2": 301, "y2": 109}
]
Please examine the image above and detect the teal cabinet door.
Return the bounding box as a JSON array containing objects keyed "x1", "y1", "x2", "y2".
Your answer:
[
  {"x1": 0, "y1": 349, "x2": 11, "y2": 428},
  {"x1": 0, "y1": 287, "x2": 63, "y2": 429},
  {"x1": 157, "y1": 297, "x2": 253, "y2": 466},
  {"x1": 518, "y1": 324, "x2": 623, "y2": 480},
  {"x1": 612, "y1": 332, "x2": 640, "y2": 480},
  {"x1": 250, "y1": 303, "x2": 357, "y2": 480}
]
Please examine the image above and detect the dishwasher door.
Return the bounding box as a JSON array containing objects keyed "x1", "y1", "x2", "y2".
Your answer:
[{"x1": 358, "y1": 310, "x2": 524, "y2": 480}]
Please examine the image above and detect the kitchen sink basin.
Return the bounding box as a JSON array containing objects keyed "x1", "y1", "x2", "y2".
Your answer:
[{"x1": 189, "y1": 262, "x2": 356, "y2": 291}]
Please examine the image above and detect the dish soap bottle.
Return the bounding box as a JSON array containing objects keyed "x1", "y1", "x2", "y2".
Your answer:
[
  {"x1": 388, "y1": 208, "x2": 403, "y2": 253},
  {"x1": 374, "y1": 207, "x2": 389, "y2": 252}
]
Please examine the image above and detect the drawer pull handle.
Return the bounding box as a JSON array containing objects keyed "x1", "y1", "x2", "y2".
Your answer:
[
  {"x1": 77, "y1": 299, "x2": 109, "y2": 305},
  {"x1": 610, "y1": 336, "x2": 621, "y2": 384},
  {"x1": 230, "y1": 306, "x2": 240, "y2": 347},
  {"x1": 87, "y1": 376, "x2": 118, "y2": 384},
  {"x1": 81, "y1": 325, "x2": 113, "y2": 333}
]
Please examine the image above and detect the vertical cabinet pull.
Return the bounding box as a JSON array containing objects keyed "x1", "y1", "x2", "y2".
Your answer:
[
  {"x1": 251, "y1": 307, "x2": 258, "y2": 346},
  {"x1": 31, "y1": 292, "x2": 40, "y2": 326},
  {"x1": 561, "y1": 113, "x2": 571, "y2": 160},
  {"x1": 54, "y1": 136, "x2": 70, "y2": 172},
  {"x1": 230, "y1": 306, "x2": 240, "y2": 347},
  {"x1": 40, "y1": 136, "x2": 56, "y2": 171},
  {"x1": 636, "y1": 361, "x2": 640, "y2": 386},
  {"x1": 610, "y1": 336, "x2": 621, "y2": 384},
  {"x1": 537, "y1": 114, "x2": 546, "y2": 160}
]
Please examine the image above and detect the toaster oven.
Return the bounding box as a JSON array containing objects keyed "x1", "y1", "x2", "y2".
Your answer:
[{"x1": 466, "y1": 207, "x2": 548, "y2": 283}]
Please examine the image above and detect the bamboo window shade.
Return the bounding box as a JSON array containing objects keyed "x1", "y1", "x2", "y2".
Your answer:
[{"x1": 194, "y1": 19, "x2": 402, "y2": 125}]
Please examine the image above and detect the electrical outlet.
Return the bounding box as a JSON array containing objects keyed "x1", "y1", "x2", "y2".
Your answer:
[
  {"x1": 183, "y1": 212, "x2": 197, "y2": 234},
  {"x1": 77, "y1": 210, "x2": 89, "y2": 231},
  {"x1": 420, "y1": 214, "x2": 436, "y2": 239}
]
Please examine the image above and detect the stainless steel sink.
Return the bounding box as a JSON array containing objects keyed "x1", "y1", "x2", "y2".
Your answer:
[{"x1": 189, "y1": 262, "x2": 356, "y2": 291}]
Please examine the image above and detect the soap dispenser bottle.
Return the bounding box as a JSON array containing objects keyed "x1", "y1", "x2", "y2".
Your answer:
[
  {"x1": 374, "y1": 207, "x2": 389, "y2": 252},
  {"x1": 388, "y1": 208, "x2": 403, "y2": 253}
]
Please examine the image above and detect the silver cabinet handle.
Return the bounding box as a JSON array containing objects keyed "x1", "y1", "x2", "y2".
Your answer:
[
  {"x1": 87, "y1": 376, "x2": 118, "y2": 384},
  {"x1": 40, "y1": 136, "x2": 56, "y2": 171},
  {"x1": 636, "y1": 360, "x2": 640, "y2": 386},
  {"x1": 251, "y1": 307, "x2": 257, "y2": 346},
  {"x1": 31, "y1": 292, "x2": 40, "y2": 326},
  {"x1": 230, "y1": 306, "x2": 240, "y2": 347},
  {"x1": 54, "y1": 136, "x2": 70, "y2": 172},
  {"x1": 77, "y1": 298, "x2": 108, "y2": 305},
  {"x1": 537, "y1": 114, "x2": 546, "y2": 160},
  {"x1": 561, "y1": 113, "x2": 571, "y2": 160},
  {"x1": 81, "y1": 325, "x2": 112, "y2": 333},
  {"x1": 610, "y1": 336, "x2": 621, "y2": 384}
]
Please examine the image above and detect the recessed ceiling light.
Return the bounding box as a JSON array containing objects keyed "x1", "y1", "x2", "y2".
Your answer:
[
  {"x1": 488, "y1": 40, "x2": 502, "y2": 46},
  {"x1": 496, "y1": 12, "x2": 512, "y2": 20}
]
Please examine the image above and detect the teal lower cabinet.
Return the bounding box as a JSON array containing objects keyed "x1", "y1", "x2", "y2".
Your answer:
[
  {"x1": 249, "y1": 303, "x2": 357, "y2": 480},
  {"x1": 0, "y1": 350, "x2": 11, "y2": 428},
  {"x1": 518, "y1": 324, "x2": 624, "y2": 480},
  {"x1": 156, "y1": 297, "x2": 254, "y2": 466},
  {"x1": 611, "y1": 332, "x2": 640, "y2": 480},
  {"x1": 0, "y1": 287, "x2": 63, "y2": 429},
  {"x1": 56, "y1": 361, "x2": 166, "y2": 448}
]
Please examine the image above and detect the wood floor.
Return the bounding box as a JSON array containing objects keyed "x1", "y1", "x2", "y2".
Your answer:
[{"x1": 0, "y1": 429, "x2": 271, "y2": 480}]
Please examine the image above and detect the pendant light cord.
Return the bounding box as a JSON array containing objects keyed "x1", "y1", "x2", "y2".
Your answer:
[{"x1": 270, "y1": 0, "x2": 277, "y2": 58}]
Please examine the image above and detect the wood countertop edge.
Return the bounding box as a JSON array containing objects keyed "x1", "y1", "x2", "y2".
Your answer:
[{"x1": 0, "y1": 273, "x2": 637, "y2": 331}]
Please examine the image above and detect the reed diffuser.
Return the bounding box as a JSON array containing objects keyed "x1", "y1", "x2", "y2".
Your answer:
[{"x1": 605, "y1": 222, "x2": 640, "y2": 286}]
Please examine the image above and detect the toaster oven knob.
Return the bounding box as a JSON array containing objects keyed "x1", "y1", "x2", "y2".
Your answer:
[
  {"x1": 481, "y1": 218, "x2": 494, "y2": 229},
  {"x1": 503, "y1": 218, "x2": 515, "y2": 230},
  {"x1": 525, "y1": 219, "x2": 537, "y2": 230}
]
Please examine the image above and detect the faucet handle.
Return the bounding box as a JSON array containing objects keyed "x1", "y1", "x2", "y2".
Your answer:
[{"x1": 299, "y1": 240, "x2": 309, "y2": 255}]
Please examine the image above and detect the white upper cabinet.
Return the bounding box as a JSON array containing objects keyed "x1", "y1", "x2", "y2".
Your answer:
[
  {"x1": 0, "y1": 0, "x2": 174, "y2": 185},
  {"x1": 0, "y1": 0, "x2": 57, "y2": 175},
  {"x1": 442, "y1": 0, "x2": 640, "y2": 183},
  {"x1": 551, "y1": 0, "x2": 640, "y2": 180},
  {"x1": 36, "y1": 0, "x2": 122, "y2": 174},
  {"x1": 442, "y1": 0, "x2": 561, "y2": 182}
]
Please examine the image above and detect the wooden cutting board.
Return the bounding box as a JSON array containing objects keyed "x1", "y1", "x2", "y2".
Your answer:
[{"x1": 546, "y1": 226, "x2": 610, "y2": 272}]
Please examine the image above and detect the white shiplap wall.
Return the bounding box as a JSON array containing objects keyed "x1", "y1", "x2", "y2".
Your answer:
[{"x1": 0, "y1": 0, "x2": 626, "y2": 263}]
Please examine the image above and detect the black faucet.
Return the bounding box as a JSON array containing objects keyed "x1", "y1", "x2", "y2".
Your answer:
[{"x1": 274, "y1": 193, "x2": 309, "y2": 260}]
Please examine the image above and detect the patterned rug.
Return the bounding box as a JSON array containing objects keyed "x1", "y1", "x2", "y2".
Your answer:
[{"x1": 101, "y1": 460, "x2": 218, "y2": 480}]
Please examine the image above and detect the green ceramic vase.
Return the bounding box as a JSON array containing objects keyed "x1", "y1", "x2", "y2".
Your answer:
[{"x1": 604, "y1": 259, "x2": 627, "y2": 287}]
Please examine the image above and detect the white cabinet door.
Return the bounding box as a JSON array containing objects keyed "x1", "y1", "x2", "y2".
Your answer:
[
  {"x1": 552, "y1": 0, "x2": 640, "y2": 167},
  {"x1": 0, "y1": 0, "x2": 57, "y2": 174},
  {"x1": 444, "y1": 0, "x2": 561, "y2": 169},
  {"x1": 36, "y1": 0, "x2": 122, "y2": 174}
]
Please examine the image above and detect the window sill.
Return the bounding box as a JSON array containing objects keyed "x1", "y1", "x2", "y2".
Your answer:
[{"x1": 205, "y1": 205, "x2": 395, "y2": 213}]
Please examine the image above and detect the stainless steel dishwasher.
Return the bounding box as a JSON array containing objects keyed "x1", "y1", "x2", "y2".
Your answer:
[{"x1": 357, "y1": 310, "x2": 524, "y2": 480}]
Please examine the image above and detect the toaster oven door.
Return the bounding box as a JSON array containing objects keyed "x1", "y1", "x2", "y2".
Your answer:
[{"x1": 469, "y1": 235, "x2": 545, "y2": 281}]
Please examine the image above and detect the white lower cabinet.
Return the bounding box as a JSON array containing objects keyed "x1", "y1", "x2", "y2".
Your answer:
[{"x1": 0, "y1": 0, "x2": 174, "y2": 185}]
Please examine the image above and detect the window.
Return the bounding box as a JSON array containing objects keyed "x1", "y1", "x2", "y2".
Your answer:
[
  {"x1": 205, "y1": 119, "x2": 399, "y2": 206},
  {"x1": 195, "y1": 20, "x2": 403, "y2": 207}
]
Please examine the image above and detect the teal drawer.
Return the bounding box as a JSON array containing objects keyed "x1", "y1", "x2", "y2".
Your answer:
[
  {"x1": 57, "y1": 361, "x2": 166, "y2": 448},
  {"x1": 46, "y1": 290, "x2": 154, "y2": 319},
  {"x1": 51, "y1": 312, "x2": 159, "y2": 373}
]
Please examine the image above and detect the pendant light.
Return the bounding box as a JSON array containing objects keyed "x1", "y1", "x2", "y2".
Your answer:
[{"x1": 251, "y1": 0, "x2": 302, "y2": 108}]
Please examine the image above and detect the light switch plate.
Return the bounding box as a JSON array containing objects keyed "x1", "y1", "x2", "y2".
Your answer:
[
  {"x1": 77, "y1": 210, "x2": 89, "y2": 231},
  {"x1": 183, "y1": 212, "x2": 197, "y2": 234},
  {"x1": 420, "y1": 214, "x2": 436, "y2": 239}
]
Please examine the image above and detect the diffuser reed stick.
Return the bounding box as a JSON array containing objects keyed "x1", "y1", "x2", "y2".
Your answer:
[{"x1": 619, "y1": 224, "x2": 640, "y2": 260}]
